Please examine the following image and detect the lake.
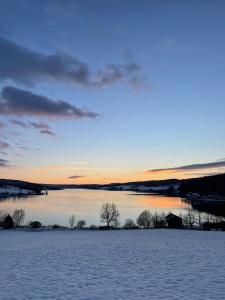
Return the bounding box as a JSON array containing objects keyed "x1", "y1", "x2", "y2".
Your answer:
[{"x1": 0, "y1": 189, "x2": 190, "y2": 226}]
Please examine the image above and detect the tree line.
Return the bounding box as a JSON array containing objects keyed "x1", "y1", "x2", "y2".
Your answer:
[{"x1": 1, "y1": 203, "x2": 225, "y2": 230}]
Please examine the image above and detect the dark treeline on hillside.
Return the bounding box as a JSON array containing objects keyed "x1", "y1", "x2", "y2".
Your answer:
[
  {"x1": 57, "y1": 173, "x2": 225, "y2": 197},
  {"x1": 180, "y1": 174, "x2": 225, "y2": 196},
  {"x1": 1, "y1": 173, "x2": 225, "y2": 198}
]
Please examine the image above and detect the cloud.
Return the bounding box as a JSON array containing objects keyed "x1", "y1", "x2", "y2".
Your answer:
[
  {"x1": 40, "y1": 129, "x2": 57, "y2": 137},
  {"x1": 146, "y1": 160, "x2": 225, "y2": 174},
  {"x1": 68, "y1": 175, "x2": 86, "y2": 179},
  {"x1": 11, "y1": 119, "x2": 51, "y2": 130},
  {"x1": 0, "y1": 158, "x2": 9, "y2": 167},
  {"x1": 95, "y1": 63, "x2": 144, "y2": 89},
  {"x1": 10, "y1": 119, "x2": 28, "y2": 128},
  {"x1": 28, "y1": 121, "x2": 50, "y2": 130},
  {"x1": 10, "y1": 119, "x2": 56, "y2": 135},
  {"x1": 0, "y1": 141, "x2": 10, "y2": 150},
  {"x1": 0, "y1": 36, "x2": 90, "y2": 86},
  {"x1": 0, "y1": 121, "x2": 6, "y2": 129},
  {"x1": 0, "y1": 36, "x2": 144, "y2": 88},
  {"x1": 0, "y1": 86, "x2": 99, "y2": 119}
]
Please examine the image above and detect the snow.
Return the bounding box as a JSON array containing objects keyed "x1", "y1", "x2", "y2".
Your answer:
[
  {"x1": 0, "y1": 186, "x2": 34, "y2": 196},
  {"x1": 0, "y1": 229, "x2": 225, "y2": 300}
]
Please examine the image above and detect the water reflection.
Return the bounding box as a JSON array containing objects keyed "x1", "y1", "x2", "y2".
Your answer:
[{"x1": 0, "y1": 189, "x2": 190, "y2": 226}]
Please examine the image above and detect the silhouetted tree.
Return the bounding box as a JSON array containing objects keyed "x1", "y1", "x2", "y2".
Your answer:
[
  {"x1": 3, "y1": 215, "x2": 14, "y2": 229},
  {"x1": 123, "y1": 219, "x2": 138, "y2": 229},
  {"x1": 69, "y1": 215, "x2": 75, "y2": 229},
  {"x1": 100, "y1": 203, "x2": 120, "y2": 228},
  {"x1": 137, "y1": 210, "x2": 152, "y2": 228},
  {"x1": 77, "y1": 220, "x2": 86, "y2": 228},
  {"x1": 152, "y1": 212, "x2": 166, "y2": 228},
  {"x1": 13, "y1": 209, "x2": 25, "y2": 227},
  {"x1": 29, "y1": 221, "x2": 42, "y2": 228}
]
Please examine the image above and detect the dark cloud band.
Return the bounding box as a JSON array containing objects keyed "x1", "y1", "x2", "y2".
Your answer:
[
  {"x1": 0, "y1": 86, "x2": 99, "y2": 119},
  {"x1": 146, "y1": 160, "x2": 225, "y2": 174},
  {"x1": 0, "y1": 36, "x2": 144, "y2": 88},
  {"x1": 68, "y1": 175, "x2": 86, "y2": 179}
]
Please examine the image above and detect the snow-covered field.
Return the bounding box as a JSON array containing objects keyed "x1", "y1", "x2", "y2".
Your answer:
[{"x1": 0, "y1": 229, "x2": 225, "y2": 300}]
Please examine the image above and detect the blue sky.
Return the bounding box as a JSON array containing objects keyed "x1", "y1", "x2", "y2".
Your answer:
[{"x1": 0, "y1": 0, "x2": 225, "y2": 183}]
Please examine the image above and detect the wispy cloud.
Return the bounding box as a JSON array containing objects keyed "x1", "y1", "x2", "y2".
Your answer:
[
  {"x1": 146, "y1": 160, "x2": 225, "y2": 174},
  {"x1": 68, "y1": 175, "x2": 86, "y2": 179},
  {"x1": 0, "y1": 121, "x2": 6, "y2": 129},
  {"x1": 10, "y1": 119, "x2": 57, "y2": 136},
  {"x1": 0, "y1": 86, "x2": 99, "y2": 119},
  {"x1": 10, "y1": 119, "x2": 28, "y2": 128},
  {"x1": 28, "y1": 121, "x2": 50, "y2": 130},
  {"x1": 95, "y1": 63, "x2": 144, "y2": 89},
  {"x1": 40, "y1": 129, "x2": 57, "y2": 137},
  {"x1": 0, "y1": 141, "x2": 10, "y2": 150},
  {"x1": 0, "y1": 36, "x2": 144, "y2": 89},
  {"x1": 0, "y1": 158, "x2": 10, "y2": 167}
]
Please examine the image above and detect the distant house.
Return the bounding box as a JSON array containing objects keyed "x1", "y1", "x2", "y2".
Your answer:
[{"x1": 166, "y1": 213, "x2": 182, "y2": 228}]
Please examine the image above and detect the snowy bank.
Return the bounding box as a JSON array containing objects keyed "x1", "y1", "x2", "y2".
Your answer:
[{"x1": 0, "y1": 229, "x2": 225, "y2": 300}]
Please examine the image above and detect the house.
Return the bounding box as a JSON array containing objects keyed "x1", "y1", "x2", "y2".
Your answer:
[{"x1": 166, "y1": 213, "x2": 183, "y2": 228}]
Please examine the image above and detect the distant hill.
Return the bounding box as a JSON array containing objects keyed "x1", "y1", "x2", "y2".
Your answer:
[
  {"x1": 1, "y1": 173, "x2": 225, "y2": 197},
  {"x1": 0, "y1": 179, "x2": 44, "y2": 194},
  {"x1": 180, "y1": 173, "x2": 225, "y2": 197}
]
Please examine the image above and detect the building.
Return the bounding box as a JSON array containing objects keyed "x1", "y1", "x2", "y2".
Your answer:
[{"x1": 166, "y1": 213, "x2": 183, "y2": 228}]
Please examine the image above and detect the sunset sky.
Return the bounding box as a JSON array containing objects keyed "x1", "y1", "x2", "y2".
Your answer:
[{"x1": 0, "y1": 0, "x2": 225, "y2": 184}]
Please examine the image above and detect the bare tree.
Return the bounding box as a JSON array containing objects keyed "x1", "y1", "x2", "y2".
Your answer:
[
  {"x1": 152, "y1": 212, "x2": 166, "y2": 228},
  {"x1": 123, "y1": 219, "x2": 137, "y2": 229},
  {"x1": 100, "y1": 203, "x2": 120, "y2": 228},
  {"x1": 13, "y1": 209, "x2": 25, "y2": 227},
  {"x1": 137, "y1": 210, "x2": 152, "y2": 228},
  {"x1": 183, "y1": 209, "x2": 196, "y2": 228},
  {"x1": 69, "y1": 215, "x2": 75, "y2": 229},
  {"x1": 77, "y1": 220, "x2": 86, "y2": 229},
  {"x1": 196, "y1": 211, "x2": 203, "y2": 228}
]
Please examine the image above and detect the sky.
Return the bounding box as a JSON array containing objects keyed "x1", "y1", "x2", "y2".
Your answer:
[{"x1": 0, "y1": 0, "x2": 225, "y2": 184}]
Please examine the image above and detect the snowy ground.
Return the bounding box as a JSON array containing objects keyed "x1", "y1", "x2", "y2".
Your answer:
[{"x1": 0, "y1": 230, "x2": 225, "y2": 300}]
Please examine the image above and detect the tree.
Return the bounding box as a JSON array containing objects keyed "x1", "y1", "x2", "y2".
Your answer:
[
  {"x1": 196, "y1": 211, "x2": 203, "y2": 228},
  {"x1": 13, "y1": 209, "x2": 25, "y2": 227},
  {"x1": 123, "y1": 219, "x2": 138, "y2": 229},
  {"x1": 137, "y1": 210, "x2": 152, "y2": 228},
  {"x1": 183, "y1": 209, "x2": 196, "y2": 228},
  {"x1": 100, "y1": 203, "x2": 120, "y2": 228},
  {"x1": 77, "y1": 220, "x2": 86, "y2": 229},
  {"x1": 152, "y1": 212, "x2": 166, "y2": 228},
  {"x1": 29, "y1": 221, "x2": 42, "y2": 228},
  {"x1": 69, "y1": 215, "x2": 75, "y2": 229},
  {"x1": 3, "y1": 215, "x2": 14, "y2": 229}
]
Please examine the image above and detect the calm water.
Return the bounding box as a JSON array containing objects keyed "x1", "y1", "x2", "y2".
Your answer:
[{"x1": 0, "y1": 189, "x2": 190, "y2": 226}]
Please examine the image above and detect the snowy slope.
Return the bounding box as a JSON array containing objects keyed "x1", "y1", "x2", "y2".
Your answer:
[
  {"x1": 0, "y1": 230, "x2": 225, "y2": 300},
  {"x1": 0, "y1": 186, "x2": 35, "y2": 197}
]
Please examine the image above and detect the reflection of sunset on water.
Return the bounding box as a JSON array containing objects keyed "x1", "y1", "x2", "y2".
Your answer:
[
  {"x1": 0, "y1": 189, "x2": 190, "y2": 226},
  {"x1": 137, "y1": 195, "x2": 187, "y2": 209}
]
